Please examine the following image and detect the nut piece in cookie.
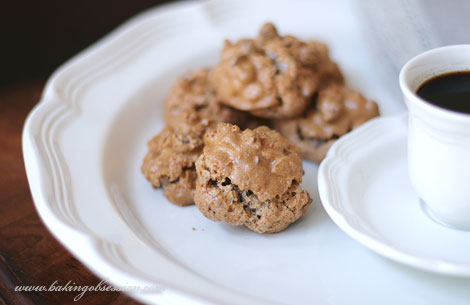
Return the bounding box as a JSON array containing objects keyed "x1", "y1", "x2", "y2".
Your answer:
[
  {"x1": 194, "y1": 123, "x2": 312, "y2": 233},
  {"x1": 142, "y1": 112, "x2": 213, "y2": 206},
  {"x1": 164, "y1": 69, "x2": 244, "y2": 124},
  {"x1": 209, "y1": 22, "x2": 343, "y2": 119},
  {"x1": 274, "y1": 85, "x2": 380, "y2": 163}
]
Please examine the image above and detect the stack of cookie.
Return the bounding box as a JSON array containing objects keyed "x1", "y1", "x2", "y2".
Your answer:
[{"x1": 142, "y1": 23, "x2": 379, "y2": 233}]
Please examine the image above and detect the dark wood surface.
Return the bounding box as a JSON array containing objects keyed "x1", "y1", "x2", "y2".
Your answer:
[
  {"x1": 0, "y1": 0, "x2": 160, "y2": 86},
  {"x1": 0, "y1": 81, "x2": 143, "y2": 305}
]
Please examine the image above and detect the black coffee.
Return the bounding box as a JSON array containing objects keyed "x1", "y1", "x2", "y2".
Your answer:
[{"x1": 416, "y1": 71, "x2": 470, "y2": 114}]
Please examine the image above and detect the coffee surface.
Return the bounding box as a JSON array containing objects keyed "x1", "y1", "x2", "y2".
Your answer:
[{"x1": 417, "y1": 71, "x2": 470, "y2": 114}]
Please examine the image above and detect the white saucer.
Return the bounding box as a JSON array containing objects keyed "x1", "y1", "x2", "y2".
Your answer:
[{"x1": 318, "y1": 114, "x2": 470, "y2": 277}]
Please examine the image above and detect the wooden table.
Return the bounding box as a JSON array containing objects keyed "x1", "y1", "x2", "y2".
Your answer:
[{"x1": 0, "y1": 80, "x2": 142, "y2": 305}]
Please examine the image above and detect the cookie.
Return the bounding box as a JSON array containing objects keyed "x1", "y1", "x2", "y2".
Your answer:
[
  {"x1": 194, "y1": 123, "x2": 312, "y2": 233},
  {"x1": 274, "y1": 85, "x2": 380, "y2": 163},
  {"x1": 164, "y1": 69, "x2": 244, "y2": 124},
  {"x1": 142, "y1": 112, "x2": 213, "y2": 206},
  {"x1": 209, "y1": 23, "x2": 343, "y2": 119}
]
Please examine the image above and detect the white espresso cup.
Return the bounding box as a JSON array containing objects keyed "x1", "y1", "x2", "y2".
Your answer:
[{"x1": 399, "y1": 45, "x2": 470, "y2": 231}]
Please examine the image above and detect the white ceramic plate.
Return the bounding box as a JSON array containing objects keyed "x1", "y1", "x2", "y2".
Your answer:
[
  {"x1": 318, "y1": 114, "x2": 470, "y2": 277},
  {"x1": 22, "y1": 0, "x2": 470, "y2": 304}
]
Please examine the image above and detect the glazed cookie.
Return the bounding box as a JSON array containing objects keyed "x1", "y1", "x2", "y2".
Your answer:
[
  {"x1": 142, "y1": 112, "x2": 213, "y2": 206},
  {"x1": 194, "y1": 123, "x2": 312, "y2": 233},
  {"x1": 209, "y1": 23, "x2": 343, "y2": 119},
  {"x1": 274, "y1": 85, "x2": 379, "y2": 163},
  {"x1": 164, "y1": 69, "x2": 244, "y2": 124}
]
